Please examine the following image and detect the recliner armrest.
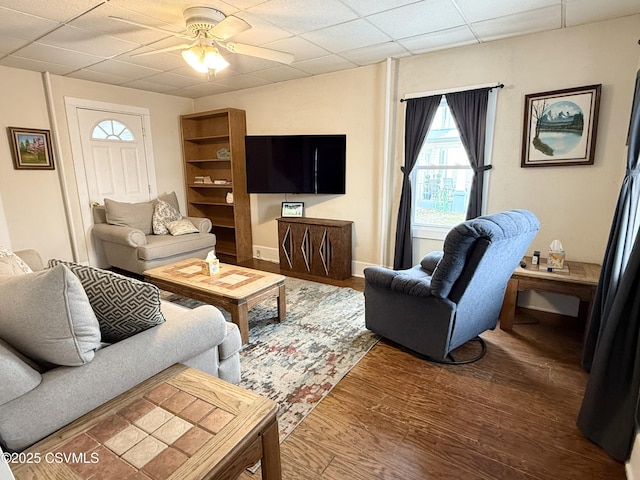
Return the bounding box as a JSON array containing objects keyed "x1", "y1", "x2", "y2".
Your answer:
[
  {"x1": 186, "y1": 217, "x2": 212, "y2": 234},
  {"x1": 364, "y1": 265, "x2": 434, "y2": 297},
  {"x1": 92, "y1": 223, "x2": 147, "y2": 247}
]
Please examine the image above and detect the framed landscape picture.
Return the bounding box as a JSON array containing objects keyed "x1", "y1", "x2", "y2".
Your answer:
[
  {"x1": 281, "y1": 202, "x2": 304, "y2": 217},
  {"x1": 8, "y1": 127, "x2": 55, "y2": 170},
  {"x1": 521, "y1": 84, "x2": 601, "y2": 167}
]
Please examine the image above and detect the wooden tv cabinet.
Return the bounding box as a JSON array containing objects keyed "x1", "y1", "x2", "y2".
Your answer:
[{"x1": 276, "y1": 217, "x2": 352, "y2": 280}]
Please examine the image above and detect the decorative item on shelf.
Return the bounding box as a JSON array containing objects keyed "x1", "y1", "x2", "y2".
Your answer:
[
  {"x1": 201, "y1": 249, "x2": 220, "y2": 276},
  {"x1": 194, "y1": 176, "x2": 205, "y2": 184},
  {"x1": 216, "y1": 148, "x2": 231, "y2": 160},
  {"x1": 281, "y1": 201, "x2": 304, "y2": 217},
  {"x1": 202, "y1": 175, "x2": 213, "y2": 184},
  {"x1": 226, "y1": 192, "x2": 234, "y2": 204},
  {"x1": 214, "y1": 179, "x2": 231, "y2": 185}
]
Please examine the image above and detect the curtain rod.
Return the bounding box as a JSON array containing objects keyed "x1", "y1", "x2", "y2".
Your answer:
[{"x1": 400, "y1": 83, "x2": 504, "y2": 102}]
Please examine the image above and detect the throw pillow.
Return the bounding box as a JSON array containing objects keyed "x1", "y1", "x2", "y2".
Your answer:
[
  {"x1": 0, "y1": 246, "x2": 32, "y2": 280},
  {"x1": 104, "y1": 198, "x2": 154, "y2": 234},
  {"x1": 0, "y1": 339, "x2": 42, "y2": 406},
  {"x1": 48, "y1": 259, "x2": 166, "y2": 343},
  {"x1": 167, "y1": 218, "x2": 199, "y2": 236},
  {"x1": 0, "y1": 265, "x2": 101, "y2": 366},
  {"x1": 152, "y1": 199, "x2": 182, "y2": 235}
]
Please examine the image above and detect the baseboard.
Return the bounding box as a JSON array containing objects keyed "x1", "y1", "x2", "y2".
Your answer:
[{"x1": 252, "y1": 245, "x2": 279, "y2": 264}]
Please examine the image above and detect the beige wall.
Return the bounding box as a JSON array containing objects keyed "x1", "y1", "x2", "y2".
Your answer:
[{"x1": 0, "y1": 66, "x2": 193, "y2": 263}]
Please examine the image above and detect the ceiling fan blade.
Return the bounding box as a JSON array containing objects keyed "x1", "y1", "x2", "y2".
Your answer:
[
  {"x1": 110, "y1": 16, "x2": 194, "y2": 40},
  {"x1": 221, "y1": 42, "x2": 294, "y2": 64},
  {"x1": 208, "y1": 15, "x2": 251, "y2": 41},
  {"x1": 130, "y1": 43, "x2": 195, "y2": 57}
]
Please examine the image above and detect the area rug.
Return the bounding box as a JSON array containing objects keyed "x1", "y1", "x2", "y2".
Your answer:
[{"x1": 161, "y1": 276, "x2": 379, "y2": 444}]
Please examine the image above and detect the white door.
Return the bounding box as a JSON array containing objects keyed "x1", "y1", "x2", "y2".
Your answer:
[{"x1": 77, "y1": 109, "x2": 151, "y2": 204}]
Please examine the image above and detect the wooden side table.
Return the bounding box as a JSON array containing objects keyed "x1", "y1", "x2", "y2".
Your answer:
[
  {"x1": 10, "y1": 364, "x2": 281, "y2": 480},
  {"x1": 499, "y1": 257, "x2": 601, "y2": 331}
]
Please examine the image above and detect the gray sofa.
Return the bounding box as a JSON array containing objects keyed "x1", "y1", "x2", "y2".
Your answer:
[
  {"x1": 0, "y1": 250, "x2": 242, "y2": 452},
  {"x1": 92, "y1": 192, "x2": 216, "y2": 275}
]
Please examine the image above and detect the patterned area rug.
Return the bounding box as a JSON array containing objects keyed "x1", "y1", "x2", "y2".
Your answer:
[{"x1": 161, "y1": 276, "x2": 379, "y2": 443}]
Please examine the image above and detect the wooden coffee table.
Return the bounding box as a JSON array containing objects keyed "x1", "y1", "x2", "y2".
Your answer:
[
  {"x1": 10, "y1": 364, "x2": 281, "y2": 480},
  {"x1": 144, "y1": 259, "x2": 286, "y2": 344}
]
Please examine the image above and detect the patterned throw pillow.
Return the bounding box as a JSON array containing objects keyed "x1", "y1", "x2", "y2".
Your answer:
[
  {"x1": 48, "y1": 259, "x2": 165, "y2": 343},
  {"x1": 0, "y1": 246, "x2": 33, "y2": 279},
  {"x1": 167, "y1": 218, "x2": 199, "y2": 236},
  {"x1": 152, "y1": 199, "x2": 182, "y2": 235}
]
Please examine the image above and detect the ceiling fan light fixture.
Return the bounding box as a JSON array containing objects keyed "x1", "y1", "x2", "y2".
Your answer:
[
  {"x1": 203, "y1": 47, "x2": 229, "y2": 73},
  {"x1": 182, "y1": 45, "x2": 209, "y2": 73}
]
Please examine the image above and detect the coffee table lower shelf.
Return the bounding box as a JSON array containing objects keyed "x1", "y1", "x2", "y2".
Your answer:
[{"x1": 10, "y1": 364, "x2": 281, "y2": 480}]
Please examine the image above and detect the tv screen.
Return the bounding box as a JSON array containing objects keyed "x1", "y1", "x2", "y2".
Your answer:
[{"x1": 245, "y1": 135, "x2": 346, "y2": 194}]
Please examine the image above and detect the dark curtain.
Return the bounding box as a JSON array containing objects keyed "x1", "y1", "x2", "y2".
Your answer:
[
  {"x1": 446, "y1": 88, "x2": 492, "y2": 220},
  {"x1": 393, "y1": 95, "x2": 442, "y2": 269},
  {"x1": 577, "y1": 69, "x2": 640, "y2": 461}
]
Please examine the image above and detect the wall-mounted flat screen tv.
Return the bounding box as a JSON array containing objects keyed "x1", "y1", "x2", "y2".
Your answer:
[{"x1": 245, "y1": 134, "x2": 346, "y2": 194}]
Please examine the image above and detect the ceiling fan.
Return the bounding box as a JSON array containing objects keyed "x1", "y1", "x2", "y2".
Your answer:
[{"x1": 111, "y1": 6, "x2": 295, "y2": 74}]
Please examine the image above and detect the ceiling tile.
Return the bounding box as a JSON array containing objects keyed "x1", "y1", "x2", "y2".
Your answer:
[
  {"x1": 0, "y1": 34, "x2": 29, "y2": 54},
  {"x1": 292, "y1": 54, "x2": 358, "y2": 75},
  {"x1": 366, "y1": 0, "x2": 466, "y2": 39},
  {"x1": 246, "y1": 0, "x2": 359, "y2": 35},
  {"x1": 0, "y1": 55, "x2": 76, "y2": 75},
  {"x1": 0, "y1": 7, "x2": 60, "y2": 41},
  {"x1": 251, "y1": 65, "x2": 310, "y2": 82},
  {"x1": 39, "y1": 25, "x2": 139, "y2": 58},
  {"x1": 85, "y1": 58, "x2": 162, "y2": 78},
  {"x1": 179, "y1": 82, "x2": 236, "y2": 98},
  {"x1": 0, "y1": 0, "x2": 101, "y2": 22},
  {"x1": 565, "y1": 0, "x2": 640, "y2": 26},
  {"x1": 223, "y1": 52, "x2": 282, "y2": 74},
  {"x1": 472, "y1": 6, "x2": 561, "y2": 42},
  {"x1": 399, "y1": 25, "x2": 477, "y2": 54},
  {"x1": 340, "y1": 41, "x2": 410, "y2": 65},
  {"x1": 455, "y1": 0, "x2": 559, "y2": 23},
  {"x1": 67, "y1": 69, "x2": 130, "y2": 85},
  {"x1": 341, "y1": 0, "x2": 421, "y2": 16},
  {"x1": 225, "y1": 74, "x2": 272, "y2": 90},
  {"x1": 216, "y1": 0, "x2": 265, "y2": 10},
  {"x1": 15, "y1": 42, "x2": 106, "y2": 67},
  {"x1": 301, "y1": 18, "x2": 391, "y2": 52},
  {"x1": 119, "y1": 78, "x2": 177, "y2": 93},
  {"x1": 143, "y1": 71, "x2": 201, "y2": 88},
  {"x1": 110, "y1": 0, "x2": 203, "y2": 28},
  {"x1": 264, "y1": 36, "x2": 330, "y2": 62},
  {"x1": 117, "y1": 49, "x2": 186, "y2": 71}
]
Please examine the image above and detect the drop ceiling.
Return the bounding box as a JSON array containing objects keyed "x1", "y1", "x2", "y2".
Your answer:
[{"x1": 0, "y1": 0, "x2": 638, "y2": 99}]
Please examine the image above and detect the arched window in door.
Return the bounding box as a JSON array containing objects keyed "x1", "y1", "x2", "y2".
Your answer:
[{"x1": 91, "y1": 120, "x2": 134, "y2": 141}]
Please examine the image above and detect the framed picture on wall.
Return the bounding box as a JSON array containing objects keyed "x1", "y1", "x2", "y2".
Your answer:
[
  {"x1": 7, "y1": 127, "x2": 55, "y2": 170},
  {"x1": 521, "y1": 84, "x2": 601, "y2": 167},
  {"x1": 281, "y1": 202, "x2": 304, "y2": 217}
]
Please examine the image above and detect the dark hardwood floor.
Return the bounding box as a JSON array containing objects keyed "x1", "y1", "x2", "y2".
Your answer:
[{"x1": 237, "y1": 260, "x2": 624, "y2": 479}]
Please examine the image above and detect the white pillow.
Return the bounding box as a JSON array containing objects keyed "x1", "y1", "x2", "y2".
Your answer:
[
  {"x1": 167, "y1": 218, "x2": 199, "y2": 236},
  {"x1": 0, "y1": 246, "x2": 32, "y2": 280},
  {"x1": 0, "y1": 265, "x2": 101, "y2": 366}
]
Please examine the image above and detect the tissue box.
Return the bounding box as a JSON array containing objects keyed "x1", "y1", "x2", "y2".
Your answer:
[
  {"x1": 547, "y1": 250, "x2": 565, "y2": 269},
  {"x1": 201, "y1": 258, "x2": 220, "y2": 276}
]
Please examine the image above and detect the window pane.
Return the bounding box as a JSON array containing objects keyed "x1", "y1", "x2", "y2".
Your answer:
[
  {"x1": 412, "y1": 97, "x2": 472, "y2": 228},
  {"x1": 92, "y1": 120, "x2": 134, "y2": 141}
]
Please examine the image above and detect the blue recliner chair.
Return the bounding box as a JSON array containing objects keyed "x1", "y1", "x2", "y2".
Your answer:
[{"x1": 364, "y1": 209, "x2": 540, "y2": 363}]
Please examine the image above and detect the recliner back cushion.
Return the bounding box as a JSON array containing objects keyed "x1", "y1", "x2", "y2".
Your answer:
[{"x1": 104, "y1": 198, "x2": 154, "y2": 234}]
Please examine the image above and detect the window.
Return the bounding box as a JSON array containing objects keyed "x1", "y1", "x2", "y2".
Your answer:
[
  {"x1": 91, "y1": 120, "x2": 134, "y2": 141},
  {"x1": 411, "y1": 97, "x2": 472, "y2": 230}
]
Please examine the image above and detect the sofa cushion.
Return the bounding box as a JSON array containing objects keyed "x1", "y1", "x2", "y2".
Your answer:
[
  {"x1": 0, "y1": 246, "x2": 33, "y2": 280},
  {"x1": 0, "y1": 265, "x2": 101, "y2": 366},
  {"x1": 158, "y1": 191, "x2": 181, "y2": 212},
  {"x1": 0, "y1": 339, "x2": 42, "y2": 406},
  {"x1": 48, "y1": 259, "x2": 166, "y2": 343},
  {"x1": 104, "y1": 198, "x2": 154, "y2": 235},
  {"x1": 152, "y1": 199, "x2": 182, "y2": 235},
  {"x1": 138, "y1": 233, "x2": 216, "y2": 261},
  {"x1": 167, "y1": 218, "x2": 199, "y2": 236}
]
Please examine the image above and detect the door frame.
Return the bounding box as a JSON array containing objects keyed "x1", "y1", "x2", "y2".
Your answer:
[{"x1": 65, "y1": 97, "x2": 158, "y2": 266}]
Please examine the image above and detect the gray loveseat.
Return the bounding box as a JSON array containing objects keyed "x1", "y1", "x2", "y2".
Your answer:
[
  {"x1": 0, "y1": 250, "x2": 241, "y2": 452},
  {"x1": 92, "y1": 192, "x2": 216, "y2": 275}
]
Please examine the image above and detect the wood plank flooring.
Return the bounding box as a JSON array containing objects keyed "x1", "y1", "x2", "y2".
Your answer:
[{"x1": 237, "y1": 260, "x2": 624, "y2": 480}]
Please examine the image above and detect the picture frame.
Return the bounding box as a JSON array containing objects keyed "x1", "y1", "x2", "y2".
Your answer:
[
  {"x1": 7, "y1": 127, "x2": 55, "y2": 170},
  {"x1": 521, "y1": 84, "x2": 601, "y2": 167},
  {"x1": 281, "y1": 202, "x2": 304, "y2": 217}
]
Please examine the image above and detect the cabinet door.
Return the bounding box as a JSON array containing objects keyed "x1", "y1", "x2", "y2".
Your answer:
[{"x1": 279, "y1": 221, "x2": 313, "y2": 274}]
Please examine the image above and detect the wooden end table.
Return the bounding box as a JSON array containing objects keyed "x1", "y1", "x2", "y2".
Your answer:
[
  {"x1": 10, "y1": 364, "x2": 281, "y2": 480},
  {"x1": 499, "y1": 256, "x2": 601, "y2": 331},
  {"x1": 144, "y1": 259, "x2": 286, "y2": 344}
]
